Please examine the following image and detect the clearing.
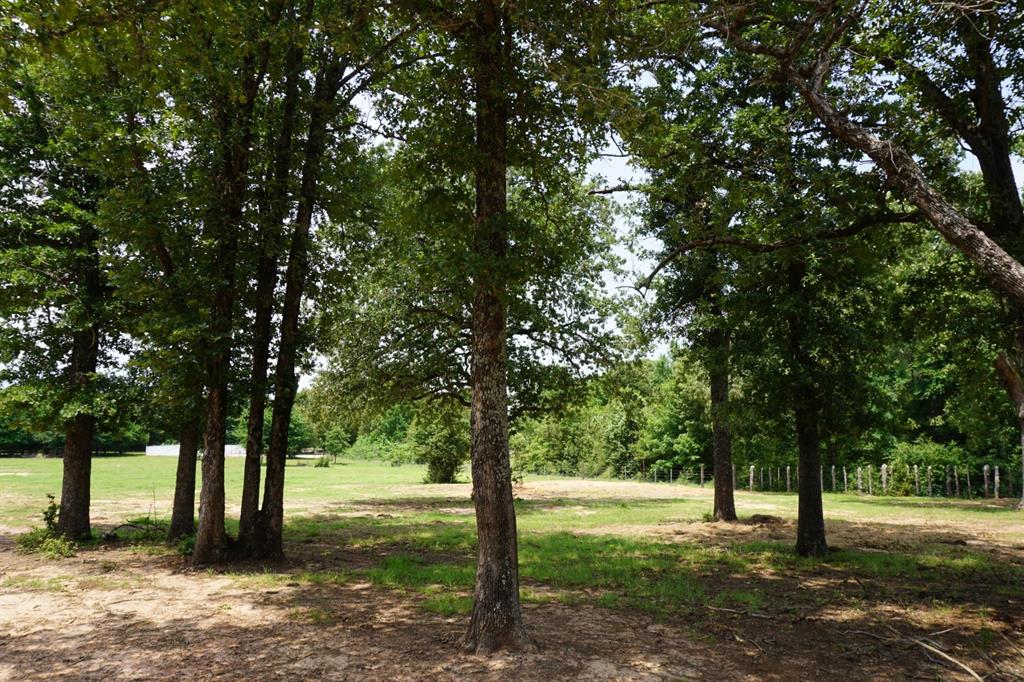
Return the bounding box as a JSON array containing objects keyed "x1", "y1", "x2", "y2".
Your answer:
[{"x1": 1, "y1": 456, "x2": 1023, "y2": 680}]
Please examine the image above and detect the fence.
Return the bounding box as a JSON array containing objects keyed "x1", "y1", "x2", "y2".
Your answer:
[
  {"x1": 627, "y1": 462, "x2": 1020, "y2": 499},
  {"x1": 0, "y1": 442, "x2": 147, "y2": 458}
]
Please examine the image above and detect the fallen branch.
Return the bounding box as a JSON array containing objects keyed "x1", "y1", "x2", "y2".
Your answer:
[
  {"x1": 910, "y1": 638, "x2": 983, "y2": 681},
  {"x1": 706, "y1": 605, "x2": 773, "y2": 619}
]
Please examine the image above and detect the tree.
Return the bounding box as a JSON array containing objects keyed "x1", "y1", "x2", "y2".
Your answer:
[
  {"x1": 696, "y1": 0, "x2": 1024, "y2": 509},
  {"x1": 0, "y1": 20, "x2": 125, "y2": 540}
]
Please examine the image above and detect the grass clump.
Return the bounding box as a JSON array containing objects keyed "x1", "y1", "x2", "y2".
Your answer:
[{"x1": 16, "y1": 529, "x2": 77, "y2": 558}]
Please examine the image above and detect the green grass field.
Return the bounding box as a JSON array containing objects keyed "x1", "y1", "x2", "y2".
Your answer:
[
  {"x1": 3, "y1": 454, "x2": 1022, "y2": 618},
  {"x1": 3, "y1": 454, "x2": 1023, "y2": 679}
]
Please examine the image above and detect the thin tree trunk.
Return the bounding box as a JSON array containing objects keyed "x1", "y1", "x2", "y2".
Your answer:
[
  {"x1": 994, "y1": 353, "x2": 1024, "y2": 510},
  {"x1": 239, "y1": 4, "x2": 308, "y2": 552},
  {"x1": 255, "y1": 60, "x2": 340, "y2": 559},
  {"x1": 461, "y1": 0, "x2": 531, "y2": 655},
  {"x1": 169, "y1": 415, "x2": 201, "y2": 540},
  {"x1": 708, "y1": 326, "x2": 736, "y2": 522},
  {"x1": 787, "y1": 259, "x2": 828, "y2": 557}
]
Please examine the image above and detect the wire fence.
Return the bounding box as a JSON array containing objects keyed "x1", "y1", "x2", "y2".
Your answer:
[{"x1": 619, "y1": 462, "x2": 1021, "y2": 499}]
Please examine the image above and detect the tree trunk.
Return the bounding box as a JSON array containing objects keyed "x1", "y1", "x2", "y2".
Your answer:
[
  {"x1": 461, "y1": 0, "x2": 532, "y2": 655},
  {"x1": 787, "y1": 259, "x2": 828, "y2": 557},
  {"x1": 58, "y1": 412, "x2": 94, "y2": 540},
  {"x1": 994, "y1": 353, "x2": 1024, "y2": 510},
  {"x1": 239, "y1": 7, "x2": 307, "y2": 552},
  {"x1": 708, "y1": 327, "x2": 736, "y2": 522},
  {"x1": 254, "y1": 60, "x2": 339, "y2": 559},
  {"x1": 193, "y1": 351, "x2": 231, "y2": 564},
  {"x1": 191, "y1": 40, "x2": 267, "y2": 564},
  {"x1": 794, "y1": 400, "x2": 827, "y2": 556},
  {"x1": 788, "y1": 74, "x2": 1024, "y2": 308},
  {"x1": 57, "y1": 232, "x2": 102, "y2": 541},
  {"x1": 238, "y1": 257, "x2": 274, "y2": 550},
  {"x1": 169, "y1": 415, "x2": 202, "y2": 540}
]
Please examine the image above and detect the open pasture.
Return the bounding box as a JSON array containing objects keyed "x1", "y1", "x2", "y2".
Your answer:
[{"x1": 1, "y1": 456, "x2": 1022, "y2": 681}]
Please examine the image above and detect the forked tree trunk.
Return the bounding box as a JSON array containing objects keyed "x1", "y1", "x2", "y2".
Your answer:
[
  {"x1": 239, "y1": 7, "x2": 307, "y2": 552},
  {"x1": 787, "y1": 259, "x2": 828, "y2": 557},
  {"x1": 461, "y1": 0, "x2": 532, "y2": 655},
  {"x1": 255, "y1": 60, "x2": 340, "y2": 559},
  {"x1": 708, "y1": 327, "x2": 736, "y2": 522},
  {"x1": 169, "y1": 415, "x2": 202, "y2": 541}
]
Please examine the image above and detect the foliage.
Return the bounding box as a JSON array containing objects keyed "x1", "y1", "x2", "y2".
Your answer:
[{"x1": 406, "y1": 402, "x2": 470, "y2": 484}]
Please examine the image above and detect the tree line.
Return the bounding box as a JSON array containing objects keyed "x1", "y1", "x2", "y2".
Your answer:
[{"x1": 1, "y1": 0, "x2": 1022, "y2": 653}]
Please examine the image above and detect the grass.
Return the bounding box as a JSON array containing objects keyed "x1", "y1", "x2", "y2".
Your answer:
[{"x1": 3, "y1": 455, "x2": 1023, "y2": 627}]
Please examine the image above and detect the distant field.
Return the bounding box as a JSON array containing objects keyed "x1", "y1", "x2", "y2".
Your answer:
[{"x1": 1, "y1": 455, "x2": 1023, "y2": 680}]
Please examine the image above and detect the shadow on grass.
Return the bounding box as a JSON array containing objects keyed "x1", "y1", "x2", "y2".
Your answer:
[
  {"x1": 10, "y1": 511, "x2": 1022, "y2": 681},
  {"x1": 833, "y1": 494, "x2": 1021, "y2": 514}
]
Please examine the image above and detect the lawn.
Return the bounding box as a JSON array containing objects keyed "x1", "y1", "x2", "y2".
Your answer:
[{"x1": 1, "y1": 455, "x2": 1023, "y2": 680}]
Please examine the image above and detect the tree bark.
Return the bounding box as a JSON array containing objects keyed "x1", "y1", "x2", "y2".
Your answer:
[
  {"x1": 57, "y1": 321, "x2": 97, "y2": 540},
  {"x1": 56, "y1": 229, "x2": 102, "y2": 541},
  {"x1": 254, "y1": 60, "x2": 340, "y2": 559},
  {"x1": 994, "y1": 353, "x2": 1024, "y2": 510},
  {"x1": 168, "y1": 415, "x2": 202, "y2": 540},
  {"x1": 461, "y1": 0, "x2": 532, "y2": 655},
  {"x1": 786, "y1": 259, "x2": 828, "y2": 557},
  {"x1": 788, "y1": 74, "x2": 1024, "y2": 308},
  {"x1": 192, "y1": 78, "x2": 260, "y2": 565},
  {"x1": 708, "y1": 325, "x2": 737, "y2": 522},
  {"x1": 239, "y1": 24, "x2": 306, "y2": 552}
]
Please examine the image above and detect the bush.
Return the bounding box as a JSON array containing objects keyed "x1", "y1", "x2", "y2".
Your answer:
[
  {"x1": 408, "y1": 402, "x2": 469, "y2": 484},
  {"x1": 16, "y1": 529, "x2": 76, "y2": 558},
  {"x1": 313, "y1": 454, "x2": 331, "y2": 468}
]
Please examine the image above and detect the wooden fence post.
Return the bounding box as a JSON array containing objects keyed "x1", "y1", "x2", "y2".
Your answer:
[
  {"x1": 984, "y1": 465, "x2": 990, "y2": 498},
  {"x1": 843, "y1": 466, "x2": 848, "y2": 493},
  {"x1": 831, "y1": 465, "x2": 836, "y2": 492},
  {"x1": 881, "y1": 464, "x2": 888, "y2": 495},
  {"x1": 857, "y1": 467, "x2": 862, "y2": 494},
  {"x1": 954, "y1": 467, "x2": 960, "y2": 497},
  {"x1": 914, "y1": 465, "x2": 920, "y2": 496},
  {"x1": 995, "y1": 466, "x2": 1000, "y2": 500},
  {"x1": 700, "y1": 464, "x2": 704, "y2": 487},
  {"x1": 867, "y1": 464, "x2": 873, "y2": 495},
  {"x1": 760, "y1": 466, "x2": 764, "y2": 490},
  {"x1": 819, "y1": 465, "x2": 824, "y2": 494},
  {"x1": 786, "y1": 465, "x2": 791, "y2": 493},
  {"x1": 749, "y1": 465, "x2": 755, "y2": 491},
  {"x1": 927, "y1": 466, "x2": 933, "y2": 496}
]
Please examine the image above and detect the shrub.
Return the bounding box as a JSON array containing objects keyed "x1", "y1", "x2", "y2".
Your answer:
[
  {"x1": 407, "y1": 402, "x2": 469, "y2": 484},
  {"x1": 176, "y1": 534, "x2": 195, "y2": 557}
]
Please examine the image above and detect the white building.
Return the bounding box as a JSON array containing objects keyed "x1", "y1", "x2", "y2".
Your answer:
[{"x1": 145, "y1": 444, "x2": 246, "y2": 457}]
